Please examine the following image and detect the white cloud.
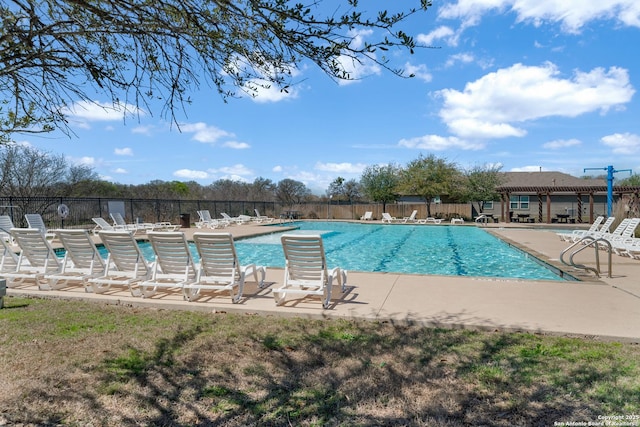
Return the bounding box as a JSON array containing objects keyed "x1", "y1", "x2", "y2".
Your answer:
[
  {"x1": 417, "y1": 26, "x2": 458, "y2": 46},
  {"x1": 510, "y1": 165, "x2": 545, "y2": 172},
  {"x1": 173, "y1": 169, "x2": 210, "y2": 180},
  {"x1": 437, "y1": 63, "x2": 634, "y2": 139},
  {"x1": 209, "y1": 164, "x2": 253, "y2": 177},
  {"x1": 113, "y1": 168, "x2": 128, "y2": 174},
  {"x1": 61, "y1": 100, "x2": 143, "y2": 122},
  {"x1": 398, "y1": 134, "x2": 485, "y2": 151},
  {"x1": 272, "y1": 165, "x2": 283, "y2": 173},
  {"x1": 181, "y1": 122, "x2": 234, "y2": 143},
  {"x1": 132, "y1": 125, "x2": 153, "y2": 136},
  {"x1": 601, "y1": 132, "x2": 640, "y2": 154},
  {"x1": 314, "y1": 162, "x2": 367, "y2": 174},
  {"x1": 74, "y1": 156, "x2": 97, "y2": 166},
  {"x1": 404, "y1": 62, "x2": 433, "y2": 82},
  {"x1": 543, "y1": 138, "x2": 582, "y2": 149},
  {"x1": 438, "y1": 0, "x2": 640, "y2": 34},
  {"x1": 247, "y1": 79, "x2": 301, "y2": 103},
  {"x1": 222, "y1": 141, "x2": 250, "y2": 149},
  {"x1": 445, "y1": 53, "x2": 475, "y2": 68},
  {"x1": 115, "y1": 147, "x2": 133, "y2": 156}
]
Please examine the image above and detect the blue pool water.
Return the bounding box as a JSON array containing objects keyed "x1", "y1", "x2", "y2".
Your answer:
[
  {"x1": 93, "y1": 221, "x2": 561, "y2": 281},
  {"x1": 88, "y1": 222, "x2": 565, "y2": 280}
]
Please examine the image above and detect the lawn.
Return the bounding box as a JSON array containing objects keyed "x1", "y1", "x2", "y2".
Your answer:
[{"x1": 0, "y1": 296, "x2": 639, "y2": 426}]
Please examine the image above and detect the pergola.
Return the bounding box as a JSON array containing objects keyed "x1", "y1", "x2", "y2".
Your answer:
[{"x1": 497, "y1": 185, "x2": 640, "y2": 224}]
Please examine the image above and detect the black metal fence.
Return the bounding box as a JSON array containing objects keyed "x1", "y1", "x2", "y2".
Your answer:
[{"x1": 0, "y1": 196, "x2": 472, "y2": 230}]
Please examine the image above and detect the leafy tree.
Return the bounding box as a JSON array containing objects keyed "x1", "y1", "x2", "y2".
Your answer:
[
  {"x1": 359, "y1": 164, "x2": 401, "y2": 212},
  {"x1": 1, "y1": 0, "x2": 430, "y2": 139},
  {"x1": 342, "y1": 179, "x2": 362, "y2": 202},
  {"x1": 248, "y1": 177, "x2": 276, "y2": 201},
  {"x1": 617, "y1": 174, "x2": 640, "y2": 186},
  {"x1": 276, "y1": 179, "x2": 311, "y2": 207},
  {"x1": 463, "y1": 164, "x2": 506, "y2": 214},
  {"x1": 397, "y1": 154, "x2": 460, "y2": 217},
  {"x1": 327, "y1": 177, "x2": 345, "y2": 200}
]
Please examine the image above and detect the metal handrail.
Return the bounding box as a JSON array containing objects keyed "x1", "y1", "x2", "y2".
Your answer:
[{"x1": 560, "y1": 236, "x2": 613, "y2": 278}]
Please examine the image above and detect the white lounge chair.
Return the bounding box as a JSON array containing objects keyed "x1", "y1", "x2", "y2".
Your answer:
[
  {"x1": 92, "y1": 217, "x2": 117, "y2": 234},
  {"x1": 254, "y1": 209, "x2": 274, "y2": 223},
  {"x1": 381, "y1": 213, "x2": 397, "y2": 223},
  {"x1": 196, "y1": 210, "x2": 225, "y2": 228},
  {"x1": 139, "y1": 231, "x2": 197, "y2": 297},
  {"x1": 0, "y1": 237, "x2": 20, "y2": 280},
  {"x1": 557, "y1": 216, "x2": 606, "y2": 242},
  {"x1": 183, "y1": 232, "x2": 266, "y2": 303},
  {"x1": 418, "y1": 217, "x2": 442, "y2": 224},
  {"x1": 451, "y1": 218, "x2": 465, "y2": 225},
  {"x1": 87, "y1": 230, "x2": 151, "y2": 296},
  {"x1": 221, "y1": 212, "x2": 245, "y2": 225},
  {"x1": 604, "y1": 218, "x2": 640, "y2": 253},
  {"x1": 360, "y1": 211, "x2": 373, "y2": 221},
  {"x1": 3, "y1": 228, "x2": 61, "y2": 289},
  {"x1": 110, "y1": 212, "x2": 152, "y2": 233},
  {"x1": 45, "y1": 229, "x2": 106, "y2": 290},
  {"x1": 273, "y1": 234, "x2": 347, "y2": 309},
  {"x1": 401, "y1": 210, "x2": 418, "y2": 223},
  {"x1": 0, "y1": 215, "x2": 16, "y2": 244},
  {"x1": 24, "y1": 213, "x2": 57, "y2": 240}
]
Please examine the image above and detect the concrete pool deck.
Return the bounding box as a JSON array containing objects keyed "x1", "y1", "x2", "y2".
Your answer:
[{"x1": 5, "y1": 221, "x2": 640, "y2": 342}]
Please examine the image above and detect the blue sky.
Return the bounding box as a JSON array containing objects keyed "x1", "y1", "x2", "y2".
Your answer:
[{"x1": 18, "y1": 0, "x2": 640, "y2": 194}]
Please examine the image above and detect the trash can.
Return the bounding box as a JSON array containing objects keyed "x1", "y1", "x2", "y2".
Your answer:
[{"x1": 179, "y1": 213, "x2": 191, "y2": 228}]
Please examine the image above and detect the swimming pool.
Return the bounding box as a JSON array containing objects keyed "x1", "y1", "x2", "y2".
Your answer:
[
  {"x1": 90, "y1": 221, "x2": 566, "y2": 281},
  {"x1": 233, "y1": 222, "x2": 566, "y2": 281}
]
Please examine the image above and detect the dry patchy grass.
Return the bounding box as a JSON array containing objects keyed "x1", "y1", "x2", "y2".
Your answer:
[{"x1": 0, "y1": 296, "x2": 639, "y2": 426}]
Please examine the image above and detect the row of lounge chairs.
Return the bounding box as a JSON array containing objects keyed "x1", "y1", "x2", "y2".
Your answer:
[
  {"x1": 557, "y1": 215, "x2": 640, "y2": 259},
  {"x1": 1, "y1": 228, "x2": 347, "y2": 309},
  {"x1": 195, "y1": 209, "x2": 274, "y2": 229},
  {"x1": 380, "y1": 210, "x2": 447, "y2": 224}
]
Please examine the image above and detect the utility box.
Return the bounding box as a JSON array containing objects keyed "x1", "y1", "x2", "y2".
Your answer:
[
  {"x1": 0, "y1": 278, "x2": 6, "y2": 309},
  {"x1": 180, "y1": 213, "x2": 191, "y2": 229}
]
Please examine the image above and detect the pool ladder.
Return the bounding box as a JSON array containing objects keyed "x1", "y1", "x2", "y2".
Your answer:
[{"x1": 559, "y1": 236, "x2": 612, "y2": 278}]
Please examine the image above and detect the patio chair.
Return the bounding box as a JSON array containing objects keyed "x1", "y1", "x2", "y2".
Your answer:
[
  {"x1": 0, "y1": 215, "x2": 16, "y2": 244},
  {"x1": 3, "y1": 228, "x2": 62, "y2": 289},
  {"x1": 381, "y1": 213, "x2": 397, "y2": 223},
  {"x1": 360, "y1": 211, "x2": 373, "y2": 221},
  {"x1": 401, "y1": 210, "x2": 418, "y2": 223},
  {"x1": 45, "y1": 229, "x2": 106, "y2": 290},
  {"x1": 0, "y1": 236, "x2": 20, "y2": 279},
  {"x1": 221, "y1": 212, "x2": 245, "y2": 225},
  {"x1": 24, "y1": 213, "x2": 57, "y2": 240},
  {"x1": 254, "y1": 209, "x2": 274, "y2": 223},
  {"x1": 139, "y1": 231, "x2": 197, "y2": 297},
  {"x1": 87, "y1": 230, "x2": 151, "y2": 296},
  {"x1": 110, "y1": 212, "x2": 153, "y2": 233},
  {"x1": 418, "y1": 217, "x2": 442, "y2": 224},
  {"x1": 557, "y1": 216, "x2": 605, "y2": 242},
  {"x1": 273, "y1": 234, "x2": 347, "y2": 309},
  {"x1": 196, "y1": 210, "x2": 225, "y2": 228},
  {"x1": 183, "y1": 232, "x2": 266, "y2": 303},
  {"x1": 92, "y1": 217, "x2": 118, "y2": 235}
]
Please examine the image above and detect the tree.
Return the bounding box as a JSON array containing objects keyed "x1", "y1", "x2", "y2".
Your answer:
[
  {"x1": 327, "y1": 177, "x2": 345, "y2": 201},
  {"x1": 397, "y1": 154, "x2": 460, "y2": 217},
  {"x1": 342, "y1": 179, "x2": 362, "y2": 202},
  {"x1": 276, "y1": 179, "x2": 311, "y2": 207},
  {"x1": 617, "y1": 174, "x2": 640, "y2": 186},
  {"x1": 1, "y1": 0, "x2": 431, "y2": 140},
  {"x1": 0, "y1": 144, "x2": 68, "y2": 214},
  {"x1": 359, "y1": 164, "x2": 400, "y2": 212},
  {"x1": 463, "y1": 164, "x2": 506, "y2": 215}
]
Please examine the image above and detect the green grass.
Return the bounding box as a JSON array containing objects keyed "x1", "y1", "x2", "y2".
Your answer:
[{"x1": 1, "y1": 296, "x2": 639, "y2": 426}]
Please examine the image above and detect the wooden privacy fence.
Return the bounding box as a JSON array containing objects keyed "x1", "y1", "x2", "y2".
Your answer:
[{"x1": 0, "y1": 196, "x2": 472, "y2": 230}]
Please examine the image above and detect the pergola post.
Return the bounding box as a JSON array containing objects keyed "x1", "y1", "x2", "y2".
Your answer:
[
  {"x1": 577, "y1": 193, "x2": 583, "y2": 223},
  {"x1": 537, "y1": 193, "x2": 543, "y2": 223},
  {"x1": 546, "y1": 192, "x2": 552, "y2": 224}
]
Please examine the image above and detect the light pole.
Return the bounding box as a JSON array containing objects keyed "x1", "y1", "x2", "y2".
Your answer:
[{"x1": 328, "y1": 195, "x2": 333, "y2": 219}]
